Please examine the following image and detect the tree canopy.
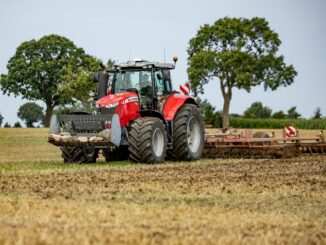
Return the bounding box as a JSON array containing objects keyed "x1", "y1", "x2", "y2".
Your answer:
[
  {"x1": 13, "y1": 122, "x2": 22, "y2": 128},
  {"x1": 58, "y1": 55, "x2": 100, "y2": 112},
  {"x1": 196, "y1": 97, "x2": 222, "y2": 127},
  {"x1": 287, "y1": 106, "x2": 301, "y2": 119},
  {"x1": 0, "y1": 34, "x2": 98, "y2": 126},
  {"x1": 187, "y1": 17, "x2": 297, "y2": 127},
  {"x1": 312, "y1": 107, "x2": 322, "y2": 119},
  {"x1": 272, "y1": 110, "x2": 287, "y2": 119},
  {"x1": 243, "y1": 102, "x2": 272, "y2": 119},
  {"x1": 17, "y1": 102, "x2": 44, "y2": 127}
]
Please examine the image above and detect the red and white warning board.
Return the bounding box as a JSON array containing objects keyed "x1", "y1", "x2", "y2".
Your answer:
[
  {"x1": 284, "y1": 126, "x2": 297, "y2": 138},
  {"x1": 180, "y1": 83, "x2": 190, "y2": 95}
]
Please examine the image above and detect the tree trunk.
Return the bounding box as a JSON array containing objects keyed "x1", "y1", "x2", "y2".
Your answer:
[
  {"x1": 222, "y1": 93, "x2": 232, "y2": 128},
  {"x1": 44, "y1": 104, "x2": 54, "y2": 127}
]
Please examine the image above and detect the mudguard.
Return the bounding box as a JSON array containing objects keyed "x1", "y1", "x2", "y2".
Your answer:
[{"x1": 162, "y1": 93, "x2": 197, "y2": 121}]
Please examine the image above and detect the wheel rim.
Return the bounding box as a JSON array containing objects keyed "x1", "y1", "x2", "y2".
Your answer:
[
  {"x1": 187, "y1": 117, "x2": 201, "y2": 153},
  {"x1": 152, "y1": 128, "x2": 164, "y2": 157},
  {"x1": 85, "y1": 147, "x2": 96, "y2": 158}
]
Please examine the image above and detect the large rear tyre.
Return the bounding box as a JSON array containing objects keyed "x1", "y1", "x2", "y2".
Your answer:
[
  {"x1": 128, "y1": 117, "x2": 167, "y2": 163},
  {"x1": 102, "y1": 146, "x2": 129, "y2": 162},
  {"x1": 60, "y1": 146, "x2": 98, "y2": 163},
  {"x1": 168, "y1": 104, "x2": 204, "y2": 161}
]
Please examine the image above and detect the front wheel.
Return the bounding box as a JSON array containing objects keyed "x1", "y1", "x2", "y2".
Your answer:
[
  {"x1": 128, "y1": 117, "x2": 167, "y2": 163},
  {"x1": 168, "y1": 104, "x2": 204, "y2": 161},
  {"x1": 60, "y1": 146, "x2": 98, "y2": 163}
]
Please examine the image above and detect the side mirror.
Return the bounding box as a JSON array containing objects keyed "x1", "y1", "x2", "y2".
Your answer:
[{"x1": 162, "y1": 70, "x2": 171, "y2": 81}]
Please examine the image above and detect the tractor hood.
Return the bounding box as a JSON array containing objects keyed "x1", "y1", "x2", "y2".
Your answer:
[{"x1": 96, "y1": 92, "x2": 138, "y2": 108}]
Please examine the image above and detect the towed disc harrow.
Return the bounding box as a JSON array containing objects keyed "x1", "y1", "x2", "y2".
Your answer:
[{"x1": 203, "y1": 127, "x2": 325, "y2": 159}]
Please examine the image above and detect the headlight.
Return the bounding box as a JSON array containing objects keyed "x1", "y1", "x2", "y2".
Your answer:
[{"x1": 105, "y1": 102, "x2": 119, "y2": 108}]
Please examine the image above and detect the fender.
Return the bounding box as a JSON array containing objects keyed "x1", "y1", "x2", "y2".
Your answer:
[
  {"x1": 162, "y1": 93, "x2": 197, "y2": 121},
  {"x1": 139, "y1": 110, "x2": 165, "y2": 122}
]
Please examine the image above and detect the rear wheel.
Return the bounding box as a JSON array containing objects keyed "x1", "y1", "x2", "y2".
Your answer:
[
  {"x1": 168, "y1": 104, "x2": 204, "y2": 161},
  {"x1": 60, "y1": 146, "x2": 98, "y2": 163},
  {"x1": 128, "y1": 117, "x2": 167, "y2": 163}
]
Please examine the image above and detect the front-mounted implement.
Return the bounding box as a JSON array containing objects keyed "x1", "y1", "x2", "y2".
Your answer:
[{"x1": 48, "y1": 114, "x2": 121, "y2": 147}]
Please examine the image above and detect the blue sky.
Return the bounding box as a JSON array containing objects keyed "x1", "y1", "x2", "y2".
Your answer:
[{"x1": 0, "y1": 0, "x2": 325, "y2": 124}]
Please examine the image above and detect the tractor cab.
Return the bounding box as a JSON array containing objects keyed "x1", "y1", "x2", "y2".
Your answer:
[{"x1": 109, "y1": 59, "x2": 175, "y2": 111}]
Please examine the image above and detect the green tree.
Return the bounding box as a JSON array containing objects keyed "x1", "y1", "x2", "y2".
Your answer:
[
  {"x1": 312, "y1": 107, "x2": 322, "y2": 119},
  {"x1": 187, "y1": 17, "x2": 297, "y2": 127},
  {"x1": 58, "y1": 58, "x2": 114, "y2": 113},
  {"x1": 13, "y1": 122, "x2": 22, "y2": 128},
  {"x1": 196, "y1": 97, "x2": 223, "y2": 127},
  {"x1": 287, "y1": 106, "x2": 301, "y2": 119},
  {"x1": 272, "y1": 110, "x2": 286, "y2": 119},
  {"x1": 106, "y1": 59, "x2": 115, "y2": 70},
  {"x1": 0, "y1": 34, "x2": 94, "y2": 126},
  {"x1": 53, "y1": 103, "x2": 85, "y2": 115},
  {"x1": 58, "y1": 55, "x2": 100, "y2": 112},
  {"x1": 17, "y1": 102, "x2": 44, "y2": 127},
  {"x1": 0, "y1": 112, "x2": 3, "y2": 127},
  {"x1": 243, "y1": 102, "x2": 272, "y2": 119},
  {"x1": 4, "y1": 122, "x2": 11, "y2": 128}
]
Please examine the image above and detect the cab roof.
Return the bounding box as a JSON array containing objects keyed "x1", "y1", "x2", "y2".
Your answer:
[{"x1": 112, "y1": 60, "x2": 175, "y2": 71}]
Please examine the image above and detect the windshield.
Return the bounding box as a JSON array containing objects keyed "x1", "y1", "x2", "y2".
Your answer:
[{"x1": 113, "y1": 70, "x2": 152, "y2": 95}]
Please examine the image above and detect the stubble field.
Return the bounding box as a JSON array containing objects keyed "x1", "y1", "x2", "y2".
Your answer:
[{"x1": 0, "y1": 128, "x2": 325, "y2": 244}]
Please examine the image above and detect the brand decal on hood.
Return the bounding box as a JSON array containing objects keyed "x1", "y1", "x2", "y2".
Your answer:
[{"x1": 121, "y1": 96, "x2": 139, "y2": 104}]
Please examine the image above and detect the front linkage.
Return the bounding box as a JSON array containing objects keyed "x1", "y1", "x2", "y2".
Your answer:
[{"x1": 48, "y1": 114, "x2": 121, "y2": 163}]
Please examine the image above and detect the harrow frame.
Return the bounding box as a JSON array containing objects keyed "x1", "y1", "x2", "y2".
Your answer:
[{"x1": 203, "y1": 128, "x2": 325, "y2": 158}]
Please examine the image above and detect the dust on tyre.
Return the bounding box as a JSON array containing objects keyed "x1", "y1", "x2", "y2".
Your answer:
[
  {"x1": 128, "y1": 117, "x2": 167, "y2": 163},
  {"x1": 168, "y1": 104, "x2": 204, "y2": 161}
]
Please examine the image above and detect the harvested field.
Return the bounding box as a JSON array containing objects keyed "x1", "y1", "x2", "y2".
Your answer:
[{"x1": 0, "y1": 128, "x2": 325, "y2": 244}]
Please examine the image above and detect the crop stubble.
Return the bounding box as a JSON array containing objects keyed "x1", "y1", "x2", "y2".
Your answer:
[
  {"x1": 0, "y1": 128, "x2": 325, "y2": 244},
  {"x1": 0, "y1": 157, "x2": 325, "y2": 244}
]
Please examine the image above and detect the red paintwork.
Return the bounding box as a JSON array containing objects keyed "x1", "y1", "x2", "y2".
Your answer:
[
  {"x1": 96, "y1": 92, "x2": 137, "y2": 107},
  {"x1": 96, "y1": 92, "x2": 196, "y2": 126},
  {"x1": 96, "y1": 92, "x2": 141, "y2": 126},
  {"x1": 116, "y1": 99, "x2": 140, "y2": 126},
  {"x1": 163, "y1": 93, "x2": 195, "y2": 121}
]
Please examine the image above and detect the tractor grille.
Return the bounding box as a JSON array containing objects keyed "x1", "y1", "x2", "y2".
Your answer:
[
  {"x1": 57, "y1": 114, "x2": 113, "y2": 135},
  {"x1": 99, "y1": 107, "x2": 116, "y2": 114}
]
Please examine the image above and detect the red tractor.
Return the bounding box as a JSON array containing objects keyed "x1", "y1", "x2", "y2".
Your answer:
[{"x1": 48, "y1": 58, "x2": 204, "y2": 163}]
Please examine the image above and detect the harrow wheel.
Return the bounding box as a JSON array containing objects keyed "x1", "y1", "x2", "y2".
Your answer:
[
  {"x1": 128, "y1": 117, "x2": 167, "y2": 163},
  {"x1": 60, "y1": 146, "x2": 99, "y2": 163},
  {"x1": 168, "y1": 104, "x2": 204, "y2": 161}
]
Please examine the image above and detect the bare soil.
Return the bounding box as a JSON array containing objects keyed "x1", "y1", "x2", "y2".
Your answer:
[{"x1": 0, "y1": 128, "x2": 325, "y2": 244}]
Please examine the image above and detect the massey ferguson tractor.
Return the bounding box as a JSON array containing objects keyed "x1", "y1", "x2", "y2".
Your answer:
[{"x1": 49, "y1": 58, "x2": 205, "y2": 163}]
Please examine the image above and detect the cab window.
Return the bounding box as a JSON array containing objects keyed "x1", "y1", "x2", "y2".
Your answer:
[{"x1": 155, "y1": 70, "x2": 172, "y2": 95}]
